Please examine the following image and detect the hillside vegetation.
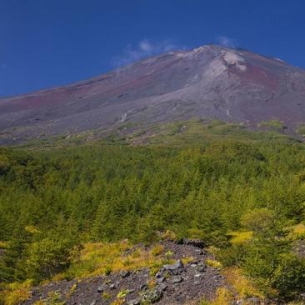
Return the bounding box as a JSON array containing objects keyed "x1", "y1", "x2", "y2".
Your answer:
[{"x1": 1, "y1": 123, "x2": 305, "y2": 303}]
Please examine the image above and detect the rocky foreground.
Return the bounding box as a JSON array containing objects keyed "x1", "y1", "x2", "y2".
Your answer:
[{"x1": 22, "y1": 241, "x2": 230, "y2": 305}]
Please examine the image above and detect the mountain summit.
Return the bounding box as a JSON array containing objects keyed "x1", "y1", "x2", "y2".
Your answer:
[{"x1": 1, "y1": 45, "x2": 305, "y2": 144}]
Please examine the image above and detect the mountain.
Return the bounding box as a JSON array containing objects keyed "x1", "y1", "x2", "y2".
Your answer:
[{"x1": 1, "y1": 44, "x2": 305, "y2": 144}]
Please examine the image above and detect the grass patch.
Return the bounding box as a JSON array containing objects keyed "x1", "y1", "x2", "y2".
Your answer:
[
  {"x1": 127, "y1": 119, "x2": 294, "y2": 147},
  {"x1": 228, "y1": 231, "x2": 253, "y2": 245},
  {"x1": 59, "y1": 241, "x2": 174, "y2": 280},
  {"x1": 296, "y1": 123, "x2": 305, "y2": 137},
  {"x1": 199, "y1": 267, "x2": 263, "y2": 305},
  {"x1": 0, "y1": 241, "x2": 8, "y2": 248},
  {"x1": 205, "y1": 287, "x2": 234, "y2": 305},
  {"x1": 205, "y1": 258, "x2": 222, "y2": 269},
  {"x1": 288, "y1": 223, "x2": 305, "y2": 240},
  {"x1": 223, "y1": 267, "x2": 263, "y2": 299},
  {"x1": 0, "y1": 280, "x2": 32, "y2": 305}
]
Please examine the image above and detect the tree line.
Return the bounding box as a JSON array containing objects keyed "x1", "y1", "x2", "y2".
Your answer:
[{"x1": 1, "y1": 139, "x2": 305, "y2": 301}]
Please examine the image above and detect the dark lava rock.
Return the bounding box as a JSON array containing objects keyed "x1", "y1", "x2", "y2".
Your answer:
[
  {"x1": 158, "y1": 283, "x2": 168, "y2": 291},
  {"x1": 109, "y1": 283, "x2": 117, "y2": 290},
  {"x1": 97, "y1": 285, "x2": 106, "y2": 293},
  {"x1": 139, "y1": 283, "x2": 148, "y2": 290},
  {"x1": 172, "y1": 276, "x2": 183, "y2": 284},
  {"x1": 195, "y1": 249, "x2": 204, "y2": 255},
  {"x1": 156, "y1": 277, "x2": 165, "y2": 283},
  {"x1": 155, "y1": 271, "x2": 163, "y2": 278},
  {"x1": 120, "y1": 270, "x2": 131, "y2": 278},
  {"x1": 127, "y1": 299, "x2": 140, "y2": 305},
  {"x1": 182, "y1": 238, "x2": 205, "y2": 248},
  {"x1": 142, "y1": 288, "x2": 163, "y2": 303},
  {"x1": 163, "y1": 259, "x2": 184, "y2": 271},
  {"x1": 245, "y1": 297, "x2": 261, "y2": 304},
  {"x1": 196, "y1": 265, "x2": 206, "y2": 273}
]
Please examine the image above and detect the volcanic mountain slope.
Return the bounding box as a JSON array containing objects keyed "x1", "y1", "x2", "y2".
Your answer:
[{"x1": 1, "y1": 44, "x2": 305, "y2": 144}]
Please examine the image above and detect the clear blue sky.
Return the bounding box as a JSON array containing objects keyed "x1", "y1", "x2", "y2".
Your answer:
[{"x1": 1, "y1": 0, "x2": 305, "y2": 97}]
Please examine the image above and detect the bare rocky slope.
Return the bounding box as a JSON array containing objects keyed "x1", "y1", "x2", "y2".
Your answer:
[
  {"x1": 21, "y1": 241, "x2": 247, "y2": 305},
  {"x1": 1, "y1": 45, "x2": 305, "y2": 144}
]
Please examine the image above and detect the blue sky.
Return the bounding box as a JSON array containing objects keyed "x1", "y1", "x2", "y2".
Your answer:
[{"x1": 1, "y1": 0, "x2": 305, "y2": 97}]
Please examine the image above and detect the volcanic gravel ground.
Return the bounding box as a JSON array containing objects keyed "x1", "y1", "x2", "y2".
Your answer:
[{"x1": 22, "y1": 241, "x2": 226, "y2": 305}]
